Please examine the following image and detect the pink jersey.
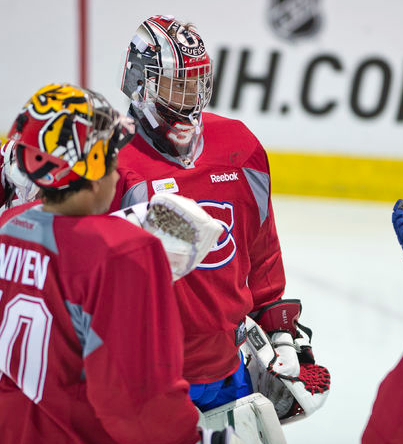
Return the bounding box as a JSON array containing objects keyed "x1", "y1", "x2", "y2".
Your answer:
[
  {"x1": 111, "y1": 112, "x2": 286, "y2": 384},
  {"x1": 362, "y1": 355, "x2": 403, "y2": 444},
  {"x1": 0, "y1": 202, "x2": 199, "y2": 444}
]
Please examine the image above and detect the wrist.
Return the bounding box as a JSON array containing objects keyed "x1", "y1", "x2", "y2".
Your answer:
[{"x1": 256, "y1": 299, "x2": 302, "y2": 338}]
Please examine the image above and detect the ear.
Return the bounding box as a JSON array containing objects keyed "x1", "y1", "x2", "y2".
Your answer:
[{"x1": 90, "y1": 180, "x2": 101, "y2": 193}]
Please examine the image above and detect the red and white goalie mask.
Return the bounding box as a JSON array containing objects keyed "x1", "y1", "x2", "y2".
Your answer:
[{"x1": 121, "y1": 15, "x2": 213, "y2": 162}]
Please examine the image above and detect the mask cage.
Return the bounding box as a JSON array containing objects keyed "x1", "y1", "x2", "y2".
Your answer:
[
  {"x1": 143, "y1": 63, "x2": 213, "y2": 120},
  {"x1": 83, "y1": 89, "x2": 120, "y2": 156}
]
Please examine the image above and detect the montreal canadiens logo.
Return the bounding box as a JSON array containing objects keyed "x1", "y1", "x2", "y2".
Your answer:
[
  {"x1": 196, "y1": 200, "x2": 236, "y2": 270},
  {"x1": 171, "y1": 22, "x2": 206, "y2": 57}
]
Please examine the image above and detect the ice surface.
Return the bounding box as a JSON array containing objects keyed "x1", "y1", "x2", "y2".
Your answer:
[{"x1": 272, "y1": 195, "x2": 403, "y2": 444}]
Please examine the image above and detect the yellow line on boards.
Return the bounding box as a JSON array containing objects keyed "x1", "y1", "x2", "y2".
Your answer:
[{"x1": 267, "y1": 150, "x2": 403, "y2": 202}]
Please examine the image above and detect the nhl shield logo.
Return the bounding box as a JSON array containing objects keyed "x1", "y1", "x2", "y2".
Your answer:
[{"x1": 268, "y1": 0, "x2": 322, "y2": 40}]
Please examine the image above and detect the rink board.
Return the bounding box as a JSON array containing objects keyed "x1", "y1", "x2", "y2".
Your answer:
[{"x1": 268, "y1": 150, "x2": 403, "y2": 202}]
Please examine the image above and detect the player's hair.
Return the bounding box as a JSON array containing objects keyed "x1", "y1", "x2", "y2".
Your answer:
[
  {"x1": 40, "y1": 158, "x2": 117, "y2": 205},
  {"x1": 184, "y1": 22, "x2": 196, "y2": 31},
  {"x1": 39, "y1": 178, "x2": 93, "y2": 205}
]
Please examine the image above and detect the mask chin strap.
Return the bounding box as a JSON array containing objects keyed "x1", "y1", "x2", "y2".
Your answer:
[
  {"x1": 131, "y1": 83, "x2": 145, "y2": 104},
  {"x1": 188, "y1": 89, "x2": 204, "y2": 134},
  {"x1": 188, "y1": 112, "x2": 201, "y2": 134}
]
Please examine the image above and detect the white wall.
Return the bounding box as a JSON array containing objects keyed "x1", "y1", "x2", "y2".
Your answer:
[
  {"x1": 1, "y1": 0, "x2": 403, "y2": 157},
  {"x1": 0, "y1": 0, "x2": 76, "y2": 129}
]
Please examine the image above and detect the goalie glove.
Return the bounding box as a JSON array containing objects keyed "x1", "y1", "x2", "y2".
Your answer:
[
  {"x1": 392, "y1": 199, "x2": 403, "y2": 249},
  {"x1": 241, "y1": 308, "x2": 330, "y2": 422},
  {"x1": 198, "y1": 427, "x2": 244, "y2": 444},
  {"x1": 255, "y1": 299, "x2": 315, "y2": 365},
  {"x1": 111, "y1": 193, "x2": 223, "y2": 281},
  {"x1": 1, "y1": 139, "x2": 39, "y2": 208}
]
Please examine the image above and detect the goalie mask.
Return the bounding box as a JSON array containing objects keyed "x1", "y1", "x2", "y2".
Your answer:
[
  {"x1": 121, "y1": 15, "x2": 213, "y2": 161},
  {"x1": 7, "y1": 83, "x2": 135, "y2": 190}
]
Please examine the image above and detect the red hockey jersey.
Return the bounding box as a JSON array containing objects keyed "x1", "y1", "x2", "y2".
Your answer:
[
  {"x1": 111, "y1": 112, "x2": 286, "y2": 384},
  {"x1": 362, "y1": 355, "x2": 403, "y2": 444},
  {"x1": 0, "y1": 203, "x2": 199, "y2": 444}
]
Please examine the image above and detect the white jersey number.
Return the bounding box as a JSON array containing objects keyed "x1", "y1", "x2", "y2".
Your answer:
[{"x1": 0, "y1": 294, "x2": 53, "y2": 404}]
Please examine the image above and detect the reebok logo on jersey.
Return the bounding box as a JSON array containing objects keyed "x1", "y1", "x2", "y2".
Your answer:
[
  {"x1": 11, "y1": 218, "x2": 35, "y2": 230},
  {"x1": 152, "y1": 177, "x2": 179, "y2": 194},
  {"x1": 210, "y1": 172, "x2": 239, "y2": 183}
]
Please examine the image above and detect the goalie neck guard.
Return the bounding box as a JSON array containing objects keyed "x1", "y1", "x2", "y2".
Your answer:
[
  {"x1": 7, "y1": 83, "x2": 134, "y2": 190},
  {"x1": 121, "y1": 15, "x2": 213, "y2": 162}
]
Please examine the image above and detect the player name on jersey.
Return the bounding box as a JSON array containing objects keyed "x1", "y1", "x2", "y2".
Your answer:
[{"x1": 0, "y1": 243, "x2": 49, "y2": 290}]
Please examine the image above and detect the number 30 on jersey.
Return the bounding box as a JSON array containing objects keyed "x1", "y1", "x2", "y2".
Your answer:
[{"x1": 0, "y1": 294, "x2": 52, "y2": 404}]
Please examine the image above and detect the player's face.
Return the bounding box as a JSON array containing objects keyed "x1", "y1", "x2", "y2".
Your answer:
[
  {"x1": 158, "y1": 75, "x2": 199, "y2": 110},
  {"x1": 93, "y1": 159, "x2": 119, "y2": 214}
]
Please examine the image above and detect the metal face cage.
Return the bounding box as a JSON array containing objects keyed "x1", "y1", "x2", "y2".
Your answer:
[{"x1": 143, "y1": 63, "x2": 213, "y2": 119}]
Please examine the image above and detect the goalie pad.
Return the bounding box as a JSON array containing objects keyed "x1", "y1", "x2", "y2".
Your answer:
[
  {"x1": 197, "y1": 393, "x2": 287, "y2": 444},
  {"x1": 198, "y1": 426, "x2": 245, "y2": 444},
  {"x1": 240, "y1": 316, "x2": 330, "y2": 423},
  {"x1": 111, "y1": 193, "x2": 223, "y2": 280}
]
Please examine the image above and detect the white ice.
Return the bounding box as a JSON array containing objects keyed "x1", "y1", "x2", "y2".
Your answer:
[{"x1": 272, "y1": 195, "x2": 403, "y2": 444}]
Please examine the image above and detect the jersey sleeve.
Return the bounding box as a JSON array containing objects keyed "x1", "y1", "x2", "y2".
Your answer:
[
  {"x1": 109, "y1": 162, "x2": 147, "y2": 212},
  {"x1": 243, "y1": 142, "x2": 286, "y2": 312},
  {"x1": 362, "y1": 354, "x2": 403, "y2": 444},
  {"x1": 82, "y1": 234, "x2": 200, "y2": 444}
]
